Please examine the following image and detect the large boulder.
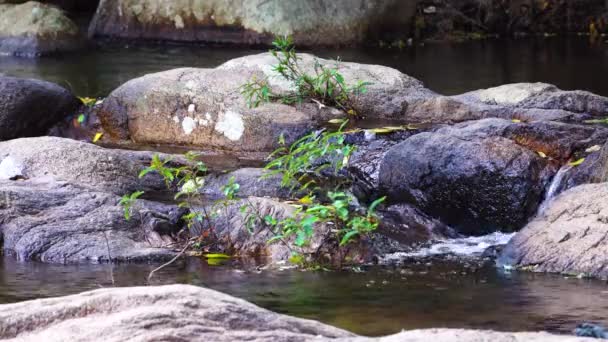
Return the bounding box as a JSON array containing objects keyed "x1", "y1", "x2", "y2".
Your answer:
[
  {"x1": 378, "y1": 119, "x2": 554, "y2": 235},
  {"x1": 0, "y1": 179, "x2": 182, "y2": 263},
  {"x1": 0, "y1": 76, "x2": 80, "y2": 141},
  {"x1": 0, "y1": 284, "x2": 593, "y2": 342},
  {"x1": 88, "y1": 0, "x2": 415, "y2": 46},
  {"x1": 499, "y1": 182, "x2": 608, "y2": 279},
  {"x1": 95, "y1": 53, "x2": 440, "y2": 152},
  {"x1": 0, "y1": 1, "x2": 82, "y2": 56}
]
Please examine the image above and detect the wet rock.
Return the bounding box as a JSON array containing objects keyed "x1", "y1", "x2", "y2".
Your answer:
[
  {"x1": 376, "y1": 203, "x2": 458, "y2": 249},
  {"x1": 499, "y1": 182, "x2": 608, "y2": 279},
  {"x1": 561, "y1": 140, "x2": 608, "y2": 191},
  {"x1": 0, "y1": 1, "x2": 82, "y2": 56},
  {"x1": 0, "y1": 284, "x2": 592, "y2": 341},
  {"x1": 0, "y1": 179, "x2": 181, "y2": 263},
  {"x1": 0, "y1": 137, "x2": 176, "y2": 195},
  {"x1": 0, "y1": 76, "x2": 80, "y2": 140},
  {"x1": 378, "y1": 118, "x2": 553, "y2": 235},
  {"x1": 89, "y1": 0, "x2": 414, "y2": 47}
]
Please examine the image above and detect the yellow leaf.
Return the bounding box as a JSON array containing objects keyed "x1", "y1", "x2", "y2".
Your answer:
[
  {"x1": 512, "y1": 119, "x2": 522, "y2": 123},
  {"x1": 347, "y1": 109, "x2": 356, "y2": 116},
  {"x1": 205, "y1": 253, "x2": 231, "y2": 259},
  {"x1": 93, "y1": 132, "x2": 103, "y2": 143},
  {"x1": 327, "y1": 119, "x2": 346, "y2": 124},
  {"x1": 369, "y1": 126, "x2": 407, "y2": 134},
  {"x1": 537, "y1": 151, "x2": 547, "y2": 158},
  {"x1": 568, "y1": 158, "x2": 585, "y2": 167},
  {"x1": 299, "y1": 195, "x2": 314, "y2": 205}
]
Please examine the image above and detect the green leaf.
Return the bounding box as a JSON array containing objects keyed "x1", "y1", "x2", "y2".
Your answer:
[
  {"x1": 340, "y1": 230, "x2": 360, "y2": 246},
  {"x1": 368, "y1": 196, "x2": 386, "y2": 213}
]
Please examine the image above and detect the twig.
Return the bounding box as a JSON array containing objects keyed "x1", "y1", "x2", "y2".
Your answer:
[
  {"x1": 102, "y1": 230, "x2": 115, "y2": 286},
  {"x1": 147, "y1": 240, "x2": 193, "y2": 283}
]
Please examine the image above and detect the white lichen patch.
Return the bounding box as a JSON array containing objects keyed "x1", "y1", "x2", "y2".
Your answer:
[
  {"x1": 215, "y1": 110, "x2": 244, "y2": 141},
  {"x1": 182, "y1": 117, "x2": 197, "y2": 135},
  {"x1": 174, "y1": 14, "x2": 185, "y2": 29}
]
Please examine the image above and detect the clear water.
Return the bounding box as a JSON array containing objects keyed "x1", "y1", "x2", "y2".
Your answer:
[
  {"x1": 1, "y1": 37, "x2": 607, "y2": 97},
  {"x1": 1, "y1": 255, "x2": 608, "y2": 337}
]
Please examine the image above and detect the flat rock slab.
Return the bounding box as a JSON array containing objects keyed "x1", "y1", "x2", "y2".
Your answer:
[{"x1": 0, "y1": 284, "x2": 592, "y2": 342}]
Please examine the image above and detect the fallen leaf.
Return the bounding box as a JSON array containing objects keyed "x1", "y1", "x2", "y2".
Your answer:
[
  {"x1": 537, "y1": 151, "x2": 547, "y2": 158},
  {"x1": 568, "y1": 158, "x2": 585, "y2": 166},
  {"x1": 93, "y1": 132, "x2": 103, "y2": 143},
  {"x1": 585, "y1": 145, "x2": 602, "y2": 153}
]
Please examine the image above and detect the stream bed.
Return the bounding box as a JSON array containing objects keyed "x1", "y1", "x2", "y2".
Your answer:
[{"x1": 1, "y1": 36, "x2": 608, "y2": 337}]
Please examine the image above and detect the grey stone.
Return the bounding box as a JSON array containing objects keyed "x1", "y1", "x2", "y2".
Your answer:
[{"x1": 499, "y1": 182, "x2": 608, "y2": 278}]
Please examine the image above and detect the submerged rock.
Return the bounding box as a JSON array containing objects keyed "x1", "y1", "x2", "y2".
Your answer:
[
  {"x1": 499, "y1": 182, "x2": 608, "y2": 279},
  {"x1": 378, "y1": 119, "x2": 553, "y2": 235},
  {"x1": 0, "y1": 76, "x2": 80, "y2": 141},
  {"x1": 0, "y1": 284, "x2": 592, "y2": 341},
  {"x1": 0, "y1": 1, "x2": 82, "y2": 56}
]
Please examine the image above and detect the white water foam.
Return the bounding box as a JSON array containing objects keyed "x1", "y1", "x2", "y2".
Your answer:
[{"x1": 380, "y1": 232, "x2": 516, "y2": 263}]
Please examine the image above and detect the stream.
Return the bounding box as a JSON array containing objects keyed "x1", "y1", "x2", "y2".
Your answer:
[{"x1": 1, "y1": 36, "x2": 608, "y2": 337}]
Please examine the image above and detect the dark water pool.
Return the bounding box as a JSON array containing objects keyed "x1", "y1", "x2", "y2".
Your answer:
[
  {"x1": 1, "y1": 37, "x2": 608, "y2": 98},
  {"x1": 1, "y1": 256, "x2": 607, "y2": 337}
]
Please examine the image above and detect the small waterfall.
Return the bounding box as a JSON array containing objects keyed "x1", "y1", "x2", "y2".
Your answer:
[{"x1": 539, "y1": 165, "x2": 572, "y2": 213}]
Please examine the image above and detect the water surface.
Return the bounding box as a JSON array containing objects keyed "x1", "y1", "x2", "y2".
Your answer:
[
  {"x1": 1, "y1": 256, "x2": 607, "y2": 337},
  {"x1": 1, "y1": 37, "x2": 607, "y2": 97}
]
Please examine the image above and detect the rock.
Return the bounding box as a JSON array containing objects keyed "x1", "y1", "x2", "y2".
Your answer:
[
  {"x1": 96, "y1": 52, "x2": 439, "y2": 152},
  {"x1": 0, "y1": 76, "x2": 80, "y2": 141},
  {"x1": 219, "y1": 53, "x2": 438, "y2": 120},
  {"x1": 455, "y1": 83, "x2": 608, "y2": 121},
  {"x1": 96, "y1": 66, "x2": 324, "y2": 153},
  {"x1": 378, "y1": 118, "x2": 553, "y2": 235},
  {"x1": 89, "y1": 0, "x2": 415, "y2": 47},
  {"x1": 0, "y1": 1, "x2": 82, "y2": 56},
  {"x1": 0, "y1": 137, "x2": 179, "y2": 195},
  {"x1": 499, "y1": 182, "x2": 608, "y2": 279},
  {"x1": 194, "y1": 196, "x2": 374, "y2": 265},
  {"x1": 0, "y1": 284, "x2": 593, "y2": 341},
  {"x1": 0, "y1": 156, "x2": 23, "y2": 180},
  {"x1": 201, "y1": 168, "x2": 291, "y2": 200},
  {"x1": 0, "y1": 179, "x2": 181, "y2": 263}
]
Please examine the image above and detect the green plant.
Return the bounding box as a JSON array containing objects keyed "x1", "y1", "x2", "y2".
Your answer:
[
  {"x1": 119, "y1": 191, "x2": 144, "y2": 220},
  {"x1": 241, "y1": 36, "x2": 370, "y2": 114}
]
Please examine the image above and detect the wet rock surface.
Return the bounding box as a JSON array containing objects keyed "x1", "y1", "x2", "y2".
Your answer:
[
  {"x1": 0, "y1": 76, "x2": 80, "y2": 141},
  {"x1": 0, "y1": 1, "x2": 82, "y2": 56},
  {"x1": 378, "y1": 119, "x2": 554, "y2": 235},
  {"x1": 499, "y1": 182, "x2": 608, "y2": 279},
  {"x1": 0, "y1": 284, "x2": 594, "y2": 342}
]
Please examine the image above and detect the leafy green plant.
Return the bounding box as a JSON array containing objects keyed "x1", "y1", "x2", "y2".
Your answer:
[
  {"x1": 241, "y1": 36, "x2": 370, "y2": 114},
  {"x1": 119, "y1": 191, "x2": 144, "y2": 220}
]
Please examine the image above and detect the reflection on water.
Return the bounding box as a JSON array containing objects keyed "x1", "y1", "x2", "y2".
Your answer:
[
  {"x1": 1, "y1": 37, "x2": 608, "y2": 97},
  {"x1": 1, "y1": 256, "x2": 607, "y2": 337}
]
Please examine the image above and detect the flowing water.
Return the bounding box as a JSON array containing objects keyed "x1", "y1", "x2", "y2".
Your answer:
[{"x1": 1, "y1": 37, "x2": 608, "y2": 336}]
